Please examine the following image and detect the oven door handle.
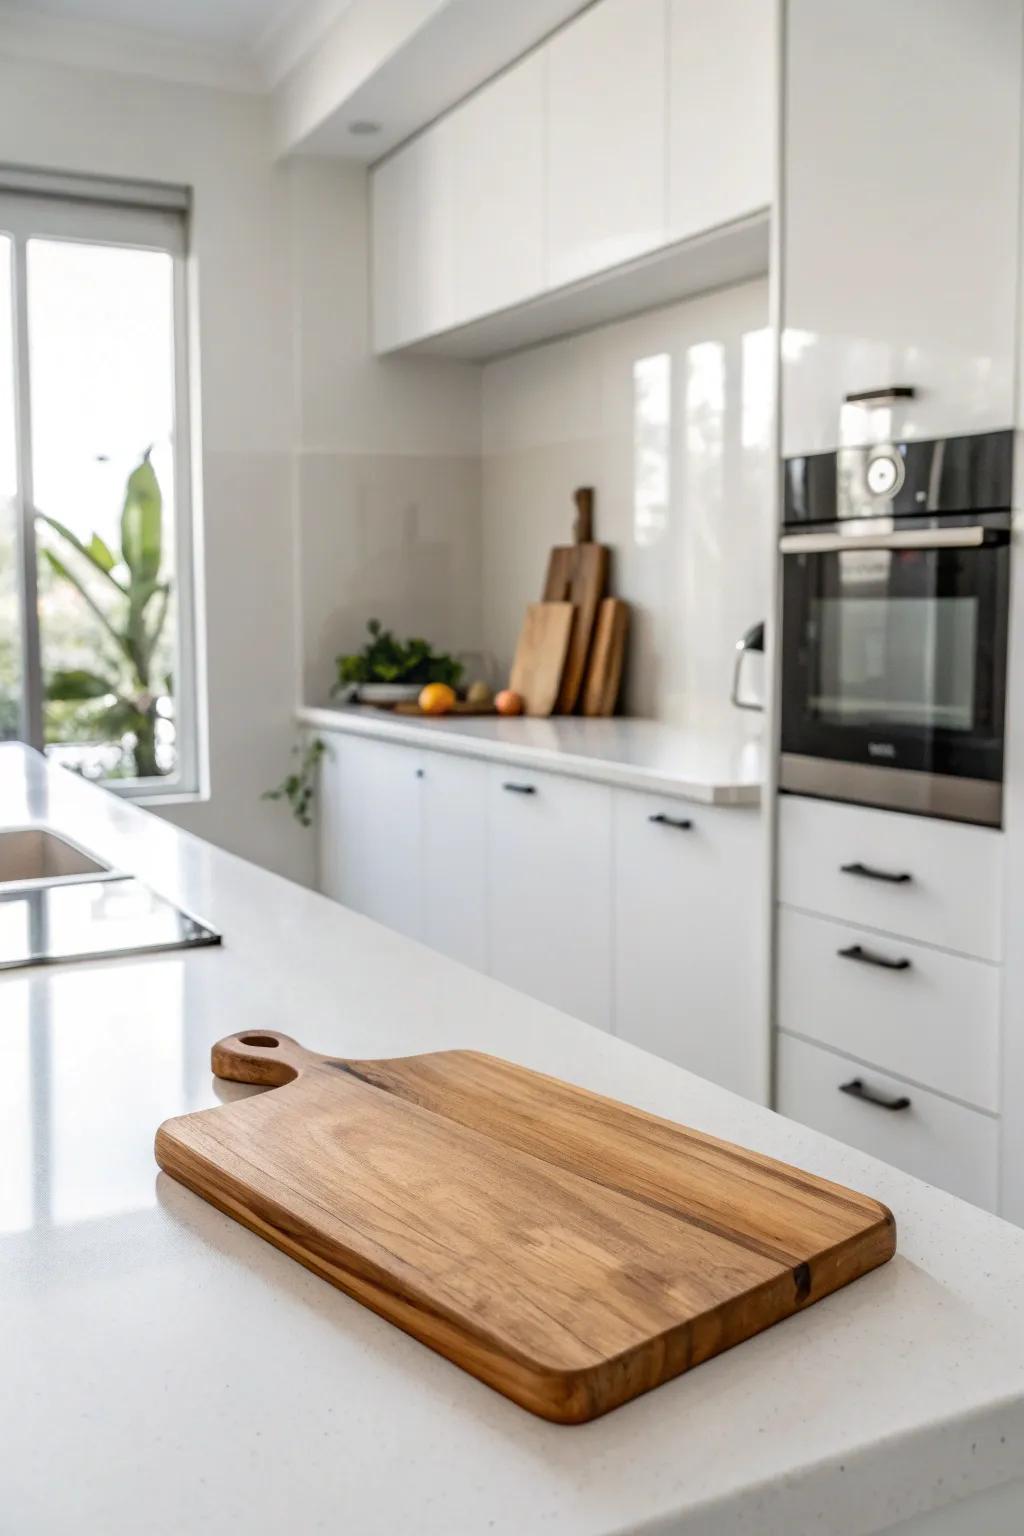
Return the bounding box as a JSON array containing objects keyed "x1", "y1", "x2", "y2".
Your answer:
[{"x1": 779, "y1": 526, "x2": 1008, "y2": 554}]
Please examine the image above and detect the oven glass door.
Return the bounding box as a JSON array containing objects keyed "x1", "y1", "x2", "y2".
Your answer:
[{"x1": 781, "y1": 530, "x2": 1008, "y2": 784}]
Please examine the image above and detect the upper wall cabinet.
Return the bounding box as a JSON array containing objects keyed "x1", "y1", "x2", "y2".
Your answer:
[
  {"x1": 783, "y1": 0, "x2": 1023, "y2": 458},
  {"x1": 372, "y1": 116, "x2": 456, "y2": 353},
  {"x1": 370, "y1": 0, "x2": 776, "y2": 356},
  {"x1": 668, "y1": 0, "x2": 774, "y2": 243},
  {"x1": 451, "y1": 51, "x2": 546, "y2": 325},
  {"x1": 545, "y1": 0, "x2": 667, "y2": 289}
]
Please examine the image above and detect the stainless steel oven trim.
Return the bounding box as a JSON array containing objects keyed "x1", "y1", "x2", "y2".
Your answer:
[
  {"x1": 780, "y1": 754, "x2": 1002, "y2": 827},
  {"x1": 779, "y1": 526, "x2": 1001, "y2": 554}
]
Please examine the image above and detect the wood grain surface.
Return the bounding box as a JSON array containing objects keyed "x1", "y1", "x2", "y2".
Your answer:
[
  {"x1": 508, "y1": 600, "x2": 574, "y2": 715},
  {"x1": 156, "y1": 1033, "x2": 896, "y2": 1424},
  {"x1": 582, "y1": 597, "x2": 629, "y2": 716}
]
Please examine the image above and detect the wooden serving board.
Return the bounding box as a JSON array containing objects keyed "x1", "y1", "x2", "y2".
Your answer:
[
  {"x1": 156, "y1": 1033, "x2": 896, "y2": 1424},
  {"x1": 508, "y1": 601, "x2": 574, "y2": 716},
  {"x1": 582, "y1": 597, "x2": 629, "y2": 716},
  {"x1": 390, "y1": 700, "x2": 497, "y2": 717},
  {"x1": 542, "y1": 488, "x2": 610, "y2": 713}
]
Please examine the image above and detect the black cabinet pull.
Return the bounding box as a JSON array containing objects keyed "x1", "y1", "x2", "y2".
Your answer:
[
  {"x1": 839, "y1": 1077, "x2": 911, "y2": 1112},
  {"x1": 840, "y1": 861, "x2": 912, "y2": 885},
  {"x1": 648, "y1": 812, "x2": 693, "y2": 831},
  {"x1": 838, "y1": 943, "x2": 911, "y2": 972},
  {"x1": 502, "y1": 782, "x2": 536, "y2": 795}
]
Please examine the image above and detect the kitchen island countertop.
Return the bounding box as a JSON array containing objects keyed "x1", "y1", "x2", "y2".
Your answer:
[
  {"x1": 2, "y1": 741, "x2": 1023, "y2": 1536},
  {"x1": 297, "y1": 703, "x2": 764, "y2": 805}
]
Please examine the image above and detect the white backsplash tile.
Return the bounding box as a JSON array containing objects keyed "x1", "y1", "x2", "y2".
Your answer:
[{"x1": 481, "y1": 277, "x2": 773, "y2": 724}]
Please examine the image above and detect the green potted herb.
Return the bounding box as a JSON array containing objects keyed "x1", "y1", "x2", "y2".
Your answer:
[{"x1": 334, "y1": 619, "x2": 463, "y2": 704}]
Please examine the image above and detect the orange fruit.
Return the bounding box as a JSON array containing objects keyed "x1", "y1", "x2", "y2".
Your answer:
[
  {"x1": 495, "y1": 689, "x2": 524, "y2": 716},
  {"x1": 419, "y1": 682, "x2": 456, "y2": 715}
]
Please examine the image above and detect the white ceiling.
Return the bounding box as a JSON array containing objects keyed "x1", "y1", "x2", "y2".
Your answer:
[{"x1": 5, "y1": 0, "x2": 287, "y2": 47}]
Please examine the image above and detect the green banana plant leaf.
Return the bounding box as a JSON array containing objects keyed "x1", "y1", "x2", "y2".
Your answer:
[
  {"x1": 46, "y1": 668, "x2": 117, "y2": 701},
  {"x1": 39, "y1": 545, "x2": 131, "y2": 665},
  {"x1": 36, "y1": 510, "x2": 127, "y2": 594},
  {"x1": 121, "y1": 450, "x2": 162, "y2": 586}
]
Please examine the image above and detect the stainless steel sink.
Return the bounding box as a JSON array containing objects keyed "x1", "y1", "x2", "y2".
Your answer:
[{"x1": 0, "y1": 828, "x2": 116, "y2": 890}]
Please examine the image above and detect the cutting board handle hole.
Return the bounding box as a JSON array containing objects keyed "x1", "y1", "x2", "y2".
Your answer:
[{"x1": 239, "y1": 1034, "x2": 279, "y2": 1049}]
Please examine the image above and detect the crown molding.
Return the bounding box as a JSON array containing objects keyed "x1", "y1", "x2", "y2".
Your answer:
[
  {"x1": 0, "y1": 1, "x2": 266, "y2": 93},
  {"x1": 255, "y1": 0, "x2": 353, "y2": 90}
]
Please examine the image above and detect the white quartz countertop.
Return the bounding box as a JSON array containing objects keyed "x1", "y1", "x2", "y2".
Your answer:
[
  {"x1": 3, "y1": 742, "x2": 1023, "y2": 1536},
  {"x1": 297, "y1": 703, "x2": 764, "y2": 805}
]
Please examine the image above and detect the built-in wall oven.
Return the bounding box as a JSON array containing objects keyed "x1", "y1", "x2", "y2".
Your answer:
[{"x1": 779, "y1": 429, "x2": 1012, "y2": 827}]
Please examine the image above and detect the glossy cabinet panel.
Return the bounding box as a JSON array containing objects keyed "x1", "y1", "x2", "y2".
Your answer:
[
  {"x1": 545, "y1": 0, "x2": 667, "y2": 289},
  {"x1": 485, "y1": 764, "x2": 613, "y2": 1029},
  {"x1": 613, "y1": 789, "x2": 765, "y2": 1100},
  {"x1": 372, "y1": 116, "x2": 456, "y2": 352},
  {"x1": 420, "y1": 751, "x2": 487, "y2": 970},
  {"x1": 668, "y1": 0, "x2": 774, "y2": 242},
  {"x1": 777, "y1": 1030, "x2": 999, "y2": 1212},
  {"x1": 777, "y1": 906, "x2": 1001, "y2": 1113},
  {"x1": 783, "y1": 0, "x2": 1022, "y2": 456},
  {"x1": 451, "y1": 50, "x2": 546, "y2": 324},
  {"x1": 319, "y1": 734, "x2": 423, "y2": 940}
]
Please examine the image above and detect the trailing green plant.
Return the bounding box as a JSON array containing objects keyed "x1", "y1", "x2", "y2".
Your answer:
[
  {"x1": 334, "y1": 618, "x2": 463, "y2": 692},
  {"x1": 37, "y1": 449, "x2": 172, "y2": 779},
  {"x1": 263, "y1": 736, "x2": 326, "y2": 828}
]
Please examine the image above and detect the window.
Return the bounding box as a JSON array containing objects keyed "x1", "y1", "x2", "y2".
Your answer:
[{"x1": 0, "y1": 178, "x2": 200, "y2": 796}]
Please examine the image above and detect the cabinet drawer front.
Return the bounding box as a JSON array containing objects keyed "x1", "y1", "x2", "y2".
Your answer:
[
  {"x1": 778, "y1": 796, "x2": 1004, "y2": 961},
  {"x1": 776, "y1": 1032, "x2": 998, "y2": 1211},
  {"x1": 777, "y1": 908, "x2": 1000, "y2": 1112}
]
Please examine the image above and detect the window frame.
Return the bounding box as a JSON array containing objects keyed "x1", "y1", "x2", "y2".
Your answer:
[{"x1": 0, "y1": 179, "x2": 202, "y2": 801}]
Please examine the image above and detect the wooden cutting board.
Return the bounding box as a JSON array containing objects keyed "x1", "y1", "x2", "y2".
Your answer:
[
  {"x1": 508, "y1": 600, "x2": 574, "y2": 716},
  {"x1": 542, "y1": 488, "x2": 610, "y2": 713},
  {"x1": 582, "y1": 597, "x2": 629, "y2": 716},
  {"x1": 156, "y1": 1032, "x2": 896, "y2": 1424}
]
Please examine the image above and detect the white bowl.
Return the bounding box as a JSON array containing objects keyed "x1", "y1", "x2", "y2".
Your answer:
[{"x1": 356, "y1": 683, "x2": 423, "y2": 705}]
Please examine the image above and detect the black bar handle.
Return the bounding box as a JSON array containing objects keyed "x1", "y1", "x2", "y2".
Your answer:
[
  {"x1": 648, "y1": 812, "x2": 693, "y2": 831},
  {"x1": 841, "y1": 861, "x2": 912, "y2": 885},
  {"x1": 840, "y1": 1077, "x2": 911, "y2": 1112},
  {"x1": 838, "y1": 943, "x2": 911, "y2": 972},
  {"x1": 502, "y1": 782, "x2": 536, "y2": 795},
  {"x1": 843, "y1": 386, "x2": 916, "y2": 405}
]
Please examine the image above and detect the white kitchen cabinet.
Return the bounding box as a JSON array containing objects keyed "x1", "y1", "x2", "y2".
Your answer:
[
  {"x1": 613, "y1": 790, "x2": 765, "y2": 1100},
  {"x1": 420, "y1": 751, "x2": 487, "y2": 970},
  {"x1": 319, "y1": 733, "x2": 423, "y2": 940},
  {"x1": 485, "y1": 764, "x2": 613, "y2": 1029},
  {"x1": 667, "y1": 0, "x2": 774, "y2": 243},
  {"x1": 450, "y1": 49, "x2": 545, "y2": 324},
  {"x1": 545, "y1": 0, "x2": 667, "y2": 290},
  {"x1": 776, "y1": 1030, "x2": 999, "y2": 1212},
  {"x1": 372, "y1": 115, "x2": 456, "y2": 352},
  {"x1": 783, "y1": 0, "x2": 1022, "y2": 456}
]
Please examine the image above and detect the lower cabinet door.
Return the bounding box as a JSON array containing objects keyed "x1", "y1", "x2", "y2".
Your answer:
[
  {"x1": 613, "y1": 791, "x2": 765, "y2": 1101},
  {"x1": 319, "y1": 734, "x2": 423, "y2": 940},
  {"x1": 485, "y1": 765, "x2": 613, "y2": 1029},
  {"x1": 776, "y1": 1030, "x2": 999, "y2": 1212},
  {"x1": 420, "y1": 752, "x2": 487, "y2": 970}
]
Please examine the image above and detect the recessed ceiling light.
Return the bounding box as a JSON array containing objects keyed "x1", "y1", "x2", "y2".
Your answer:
[{"x1": 349, "y1": 120, "x2": 381, "y2": 136}]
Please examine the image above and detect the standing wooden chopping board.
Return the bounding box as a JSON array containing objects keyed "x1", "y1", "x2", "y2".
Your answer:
[
  {"x1": 542, "y1": 488, "x2": 609, "y2": 713},
  {"x1": 156, "y1": 1032, "x2": 896, "y2": 1424},
  {"x1": 508, "y1": 600, "x2": 573, "y2": 715},
  {"x1": 582, "y1": 597, "x2": 629, "y2": 716}
]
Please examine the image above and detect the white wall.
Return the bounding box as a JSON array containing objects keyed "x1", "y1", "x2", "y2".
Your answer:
[
  {"x1": 285, "y1": 157, "x2": 482, "y2": 706},
  {"x1": 480, "y1": 278, "x2": 773, "y2": 722}
]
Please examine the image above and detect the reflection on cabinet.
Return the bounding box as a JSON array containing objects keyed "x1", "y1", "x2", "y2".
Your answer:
[
  {"x1": 450, "y1": 49, "x2": 545, "y2": 324},
  {"x1": 668, "y1": 0, "x2": 774, "y2": 243},
  {"x1": 613, "y1": 789, "x2": 764, "y2": 1101},
  {"x1": 783, "y1": 0, "x2": 1022, "y2": 456},
  {"x1": 485, "y1": 765, "x2": 613, "y2": 1030},
  {"x1": 545, "y1": 0, "x2": 667, "y2": 289}
]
